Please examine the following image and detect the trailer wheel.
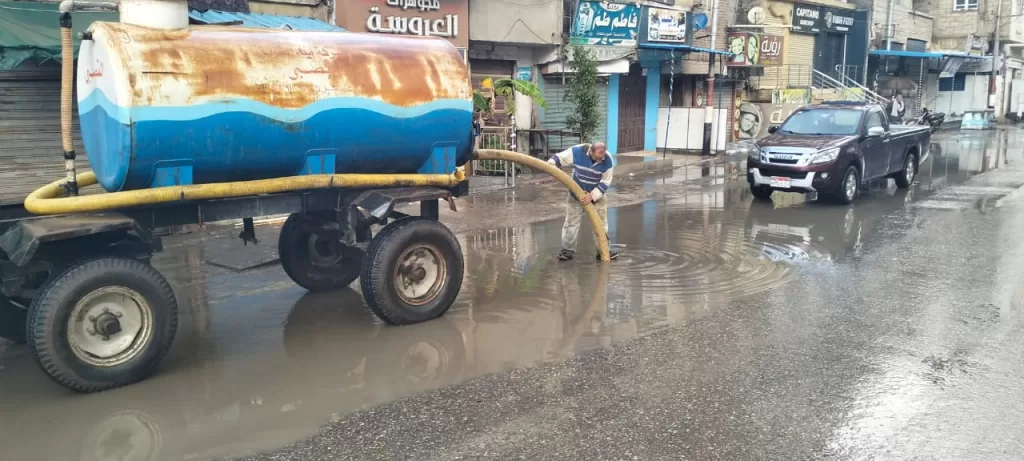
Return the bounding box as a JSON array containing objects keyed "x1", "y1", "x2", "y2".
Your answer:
[
  {"x1": 360, "y1": 217, "x2": 463, "y2": 325},
  {"x1": 279, "y1": 213, "x2": 366, "y2": 292},
  {"x1": 27, "y1": 257, "x2": 178, "y2": 393}
]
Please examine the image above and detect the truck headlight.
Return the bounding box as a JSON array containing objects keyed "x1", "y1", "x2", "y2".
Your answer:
[{"x1": 811, "y1": 147, "x2": 840, "y2": 164}]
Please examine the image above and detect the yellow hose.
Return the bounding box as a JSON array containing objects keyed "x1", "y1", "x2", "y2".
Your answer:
[
  {"x1": 474, "y1": 149, "x2": 611, "y2": 262},
  {"x1": 60, "y1": 25, "x2": 76, "y2": 188},
  {"x1": 25, "y1": 170, "x2": 466, "y2": 215}
]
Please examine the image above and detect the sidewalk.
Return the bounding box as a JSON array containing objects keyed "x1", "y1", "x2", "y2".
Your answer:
[{"x1": 469, "y1": 150, "x2": 711, "y2": 194}]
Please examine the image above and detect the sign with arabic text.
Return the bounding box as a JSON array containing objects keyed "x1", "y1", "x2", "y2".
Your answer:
[
  {"x1": 640, "y1": 6, "x2": 687, "y2": 43},
  {"x1": 335, "y1": 0, "x2": 469, "y2": 48},
  {"x1": 571, "y1": 1, "x2": 641, "y2": 46},
  {"x1": 725, "y1": 32, "x2": 785, "y2": 67},
  {"x1": 791, "y1": 4, "x2": 855, "y2": 34},
  {"x1": 772, "y1": 89, "x2": 811, "y2": 104}
]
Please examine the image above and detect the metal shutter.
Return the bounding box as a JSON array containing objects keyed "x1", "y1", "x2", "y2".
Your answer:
[
  {"x1": 787, "y1": 34, "x2": 816, "y2": 87},
  {"x1": 0, "y1": 61, "x2": 89, "y2": 205},
  {"x1": 540, "y1": 76, "x2": 608, "y2": 148}
]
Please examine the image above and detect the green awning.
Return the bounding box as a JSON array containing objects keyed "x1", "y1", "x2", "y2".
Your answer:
[{"x1": 0, "y1": 2, "x2": 117, "y2": 71}]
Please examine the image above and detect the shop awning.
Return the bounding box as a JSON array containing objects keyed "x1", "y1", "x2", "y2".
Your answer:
[
  {"x1": 188, "y1": 10, "x2": 344, "y2": 31},
  {"x1": 869, "y1": 49, "x2": 989, "y2": 59},
  {"x1": 0, "y1": 1, "x2": 116, "y2": 71},
  {"x1": 0, "y1": 2, "x2": 342, "y2": 71},
  {"x1": 638, "y1": 42, "x2": 735, "y2": 56}
]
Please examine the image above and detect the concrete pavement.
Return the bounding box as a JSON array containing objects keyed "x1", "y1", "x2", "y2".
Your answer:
[{"x1": 1, "y1": 129, "x2": 1023, "y2": 461}]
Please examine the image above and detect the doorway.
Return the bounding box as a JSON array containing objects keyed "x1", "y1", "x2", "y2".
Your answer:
[{"x1": 617, "y1": 63, "x2": 647, "y2": 152}]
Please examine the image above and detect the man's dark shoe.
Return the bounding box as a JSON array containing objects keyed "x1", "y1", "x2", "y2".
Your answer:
[
  {"x1": 597, "y1": 251, "x2": 620, "y2": 261},
  {"x1": 558, "y1": 249, "x2": 575, "y2": 261}
]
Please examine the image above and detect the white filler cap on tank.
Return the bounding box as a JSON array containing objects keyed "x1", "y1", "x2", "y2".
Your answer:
[{"x1": 120, "y1": 0, "x2": 189, "y2": 29}]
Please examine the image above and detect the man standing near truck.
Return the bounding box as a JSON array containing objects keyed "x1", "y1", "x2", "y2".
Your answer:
[{"x1": 548, "y1": 142, "x2": 619, "y2": 261}]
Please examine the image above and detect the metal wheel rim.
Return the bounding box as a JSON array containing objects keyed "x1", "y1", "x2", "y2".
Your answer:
[
  {"x1": 394, "y1": 244, "x2": 447, "y2": 307},
  {"x1": 67, "y1": 286, "x2": 154, "y2": 368},
  {"x1": 82, "y1": 410, "x2": 162, "y2": 461},
  {"x1": 307, "y1": 233, "x2": 343, "y2": 268},
  {"x1": 905, "y1": 158, "x2": 915, "y2": 183},
  {"x1": 843, "y1": 207, "x2": 855, "y2": 238},
  {"x1": 845, "y1": 171, "x2": 857, "y2": 200},
  {"x1": 400, "y1": 341, "x2": 450, "y2": 384}
]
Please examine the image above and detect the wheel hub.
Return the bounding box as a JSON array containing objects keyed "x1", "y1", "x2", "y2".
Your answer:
[
  {"x1": 307, "y1": 232, "x2": 343, "y2": 268},
  {"x1": 94, "y1": 312, "x2": 122, "y2": 337},
  {"x1": 68, "y1": 286, "x2": 154, "y2": 367},
  {"x1": 394, "y1": 245, "x2": 446, "y2": 307}
]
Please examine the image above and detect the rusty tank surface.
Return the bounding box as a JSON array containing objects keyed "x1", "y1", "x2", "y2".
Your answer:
[{"x1": 76, "y1": 22, "x2": 473, "y2": 192}]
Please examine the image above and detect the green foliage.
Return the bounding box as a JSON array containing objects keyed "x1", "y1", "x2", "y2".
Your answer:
[
  {"x1": 472, "y1": 77, "x2": 547, "y2": 119},
  {"x1": 564, "y1": 44, "x2": 601, "y2": 143}
]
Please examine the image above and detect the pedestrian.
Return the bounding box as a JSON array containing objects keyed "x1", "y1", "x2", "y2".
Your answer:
[
  {"x1": 889, "y1": 93, "x2": 906, "y2": 125},
  {"x1": 548, "y1": 142, "x2": 619, "y2": 261}
]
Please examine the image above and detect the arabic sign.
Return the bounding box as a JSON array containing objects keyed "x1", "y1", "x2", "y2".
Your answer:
[
  {"x1": 772, "y1": 88, "x2": 810, "y2": 104},
  {"x1": 760, "y1": 34, "x2": 784, "y2": 66},
  {"x1": 735, "y1": 102, "x2": 802, "y2": 139},
  {"x1": 571, "y1": 1, "x2": 641, "y2": 46},
  {"x1": 335, "y1": 0, "x2": 469, "y2": 48},
  {"x1": 516, "y1": 66, "x2": 533, "y2": 81},
  {"x1": 791, "y1": 4, "x2": 854, "y2": 34},
  {"x1": 640, "y1": 6, "x2": 687, "y2": 44},
  {"x1": 725, "y1": 32, "x2": 784, "y2": 67}
]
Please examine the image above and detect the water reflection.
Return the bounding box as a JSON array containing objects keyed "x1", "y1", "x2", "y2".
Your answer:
[{"x1": 0, "y1": 130, "x2": 1020, "y2": 461}]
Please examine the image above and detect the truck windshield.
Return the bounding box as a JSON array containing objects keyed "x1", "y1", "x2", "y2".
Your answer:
[{"x1": 778, "y1": 109, "x2": 862, "y2": 135}]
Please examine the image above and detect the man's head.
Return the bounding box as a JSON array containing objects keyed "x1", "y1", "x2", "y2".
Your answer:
[{"x1": 589, "y1": 142, "x2": 608, "y2": 162}]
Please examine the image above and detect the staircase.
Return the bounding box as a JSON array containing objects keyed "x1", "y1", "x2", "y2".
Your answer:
[{"x1": 810, "y1": 69, "x2": 888, "y2": 106}]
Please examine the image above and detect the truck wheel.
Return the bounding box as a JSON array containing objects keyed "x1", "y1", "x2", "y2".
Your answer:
[
  {"x1": 279, "y1": 213, "x2": 366, "y2": 292},
  {"x1": 894, "y1": 153, "x2": 917, "y2": 189},
  {"x1": 360, "y1": 217, "x2": 464, "y2": 325},
  {"x1": 750, "y1": 184, "x2": 774, "y2": 200},
  {"x1": 831, "y1": 165, "x2": 860, "y2": 205},
  {"x1": 0, "y1": 295, "x2": 26, "y2": 343},
  {"x1": 27, "y1": 257, "x2": 178, "y2": 393}
]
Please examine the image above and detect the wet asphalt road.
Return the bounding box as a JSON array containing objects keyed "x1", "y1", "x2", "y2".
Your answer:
[{"x1": 2, "y1": 129, "x2": 1024, "y2": 460}]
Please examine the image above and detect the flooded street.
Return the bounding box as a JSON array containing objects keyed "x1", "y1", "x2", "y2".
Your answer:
[{"x1": 2, "y1": 129, "x2": 1024, "y2": 460}]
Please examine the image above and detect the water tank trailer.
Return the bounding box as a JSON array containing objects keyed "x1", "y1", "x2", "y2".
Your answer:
[{"x1": 1, "y1": 0, "x2": 609, "y2": 393}]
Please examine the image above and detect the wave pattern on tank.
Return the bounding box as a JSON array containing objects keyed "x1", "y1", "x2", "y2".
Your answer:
[
  {"x1": 77, "y1": 90, "x2": 473, "y2": 125},
  {"x1": 78, "y1": 90, "x2": 473, "y2": 192}
]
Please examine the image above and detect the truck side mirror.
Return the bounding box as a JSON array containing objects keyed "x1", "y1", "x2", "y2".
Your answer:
[
  {"x1": 767, "y1": 125, "x2": 779, "y2": 134},
  {"x1": 866, "y1": 126, "x2": 885, "y2": 137}
]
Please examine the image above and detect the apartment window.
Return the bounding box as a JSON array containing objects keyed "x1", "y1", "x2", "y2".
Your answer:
[{"x1": 953, "y1": 0, "x2": 978, "y2": 11}]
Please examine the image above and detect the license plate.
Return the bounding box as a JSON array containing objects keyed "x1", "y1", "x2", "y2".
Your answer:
[{"x1": 769, "y1": 176, "x2": 791, "y2": 188}]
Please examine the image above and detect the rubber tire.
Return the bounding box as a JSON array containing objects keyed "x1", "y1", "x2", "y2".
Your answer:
[
  {"x1": 750, "y1": 184, "x2": 774, "y2": 200},
  {"x1": 894, "y1": 153, "x2": 917, "y2": 189},
  {"x1": 830, "y1": 165, "x2": 860, "y2": 205},
  {"x1": 0, "y1": 295, "x2": 26, "y2": 343},
  {"x1": 360, "y1": 217, "x2": 464, "y2": 325},
  {"x1": 27, "y1": 257, "x2": 178, "y2": 393},
  {"x1": 279, "y1": 213, "x2": 365, "y2": 292}
]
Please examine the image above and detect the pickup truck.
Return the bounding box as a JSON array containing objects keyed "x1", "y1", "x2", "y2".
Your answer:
[{"x1": 745, "y1": 102, "x2": 931, "y2": 204}]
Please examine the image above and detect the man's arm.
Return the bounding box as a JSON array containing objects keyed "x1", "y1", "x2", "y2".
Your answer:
[
  {"x1": 589, "y1": 167, "x2": 614, "y2": 202},
  {"x1": 548, "y1": 147, "x2": 575, "y2": 168}
]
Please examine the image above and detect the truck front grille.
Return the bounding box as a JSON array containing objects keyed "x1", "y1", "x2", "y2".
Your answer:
[{"x1": 758, "y1": 168, "x2": 808, "y2": 180}]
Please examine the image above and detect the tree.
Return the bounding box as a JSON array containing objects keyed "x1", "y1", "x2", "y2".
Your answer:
[
  {"x1": 564, "y1": 44, "x2": 600, "y2": 142},
  {"x1": 473, "y1": 77, "x2": 547, "y2": 120}
]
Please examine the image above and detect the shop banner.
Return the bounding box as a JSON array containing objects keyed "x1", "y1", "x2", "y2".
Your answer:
[
  {"x1": 571, "y1": 1, "x2": 641, "y2": 46},
  {"x1": 735, "y1": 102, "x2": 802, "y2": 139},
  {"x1": 640, "y1": 6, "x2": 688, "y2": 43},
  {"x1": 725, "y1": 32, "x2": 784, "y2": 67},
  {"x1": 791, "y1": 4, "x2": 854, "y2": 34}
]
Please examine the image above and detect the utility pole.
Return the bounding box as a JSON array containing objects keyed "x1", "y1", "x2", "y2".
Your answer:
[
  {"x1": 885, "y1": 0, "x2": 895, "y2": 50},
  {"x1": 991, "y1": 0, "x2": 1002, "y2": 112},
  {"x1": 701, "y1": 0, "x2": 720, "y2": 157}
]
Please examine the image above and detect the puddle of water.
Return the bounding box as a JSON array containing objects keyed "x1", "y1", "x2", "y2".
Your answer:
[{"x1": 0, "y1": 129, "x2": 1021, "y2": 461}]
